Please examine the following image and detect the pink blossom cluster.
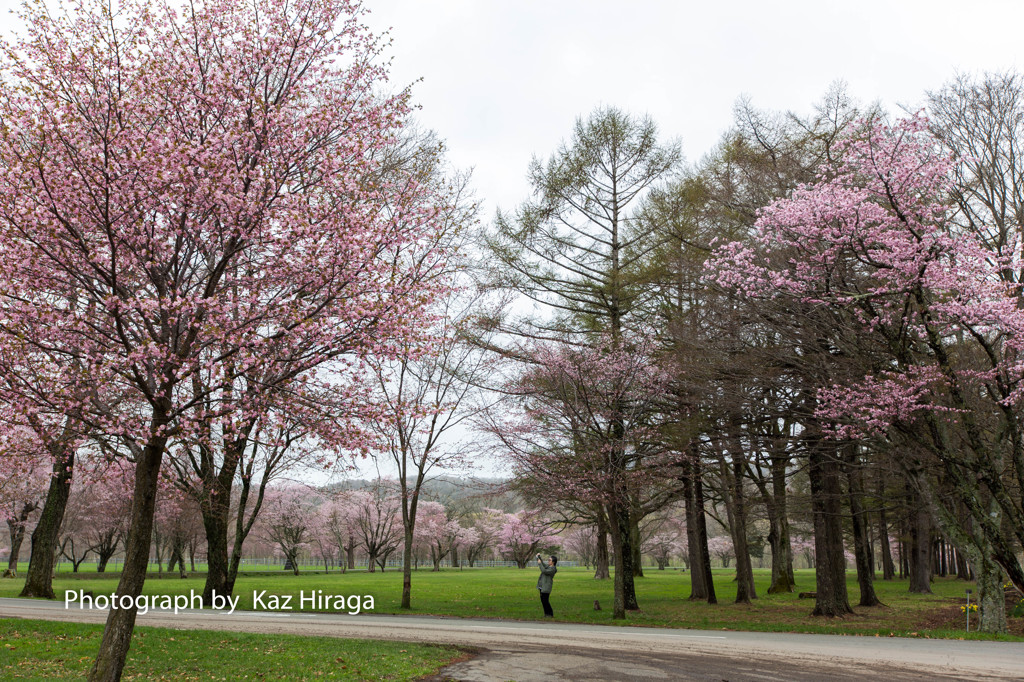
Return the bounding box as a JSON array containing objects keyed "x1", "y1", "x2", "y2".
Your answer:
[{"x1": 710, "y1": 114, "x2": 1024, "y2": 434}]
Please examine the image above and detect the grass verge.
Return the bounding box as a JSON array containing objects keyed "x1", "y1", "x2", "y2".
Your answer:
[{"x1": 0, "y1": 618, "x2": 464, "y2": 681}]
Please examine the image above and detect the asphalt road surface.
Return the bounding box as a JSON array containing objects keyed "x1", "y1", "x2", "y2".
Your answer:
[{"x1": 3, "y1": 597, "x2": 1022, "y2": 680}]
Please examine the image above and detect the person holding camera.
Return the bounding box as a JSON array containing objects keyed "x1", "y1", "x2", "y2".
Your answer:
[{"x1": 536, "y1": 553, "x2": 558, "y2": 617}]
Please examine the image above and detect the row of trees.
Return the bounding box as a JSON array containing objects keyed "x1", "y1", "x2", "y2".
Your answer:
[
  {"x1": 4, "y1": 458, "x2": 951, "y2": 578},
  {"x1": 0, "y1": 468, "x2": 565, "y2": 575},
  {"x1": 479, "y1": 74, "x2": 1024, "y2": 631}
]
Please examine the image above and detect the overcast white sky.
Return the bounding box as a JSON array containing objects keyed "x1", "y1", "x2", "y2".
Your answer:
[
  {"x1": 362, "y1": 0, "x2": 1023, "y2": 219},
  {"x1": 2, "y1": 0, "x2": 1019, "y2": 242},
  {"x1": 2, "y1": 0, "x2": 1022, "y2": 480}
]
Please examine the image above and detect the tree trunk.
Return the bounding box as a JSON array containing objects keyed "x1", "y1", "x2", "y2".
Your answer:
[
  {"x1": 681, "y1": 460, "x2": 706, "y2": 600},
  {"x1": 606, "y1": 501, "x2": 639, "y2": 619},
  {"x1": 908, "y1": 484, "x2": 933, "y2": 594},
  {"x1": 198, "y1": 433, "x2": 254, "y2": 603},
  {"x1": 766, "y1": 447, "x2": 795, "y2": 594},
  {"x1": 4, "y1": 506, "x2": 34, "y2": 577},
  {"x1": 172, "y1": 542, "x2": 187, "y2": 578},
  {"x1": 629, "y1": 512, "x2": 644, "y2": 578},
  {"x1": 201, "y1": 493, "x2": 232, "y2": 604},
  {"x1": 955, "y1": 546, "x2": 971, "y2": 580},
  {"x1": 693, "y1": 462, "x2": 717, "y2": 604},
  {"x1": 401, "y1": 526, "x2": 414, "y2": 608},
  {"x1": 153, "y1": 531, "x2": 164, "y2": 575},
  {"x1": 976, "y1": 551, "x2": 1009, "y2": 633},
  {"x1": 808, "y1": 441, "x2": 853, "y2": 617},
  {"x1": 20, "y1": 448, "x2": 74, "y2": 598},
  {"x1": 594, "y1": 506, "x2": 610, "y2": 580},
  {"x1": 87, "y1": 427, "x2": 168, "y2": 682},
  {"x1": 728, "y1": 451, "x2": 756, "y2": 603},
  {"x1": 717, "y1": 443, "x2": 755, "y2": 604},
  {"x1": 844, "y1": 450, "x2": 880, "y2": 607},
  {"x1": 96, "y1": 547, "x2": 117, "y2": 573},
  {"x1": 877, "y1": 475, "x2": 896, "y2": 581}
]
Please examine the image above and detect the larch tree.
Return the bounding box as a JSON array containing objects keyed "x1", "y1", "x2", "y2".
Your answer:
[{"x1": 486, "y1": 106, "x2": 682, "y2": 618}]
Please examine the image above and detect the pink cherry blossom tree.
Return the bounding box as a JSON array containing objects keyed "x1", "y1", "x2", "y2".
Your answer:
[
  {"x1": 81, "y1": 461, "x2": 134, "y2": 573},
  {"x1": 496, "y1": 509, "x2": 558, "y2": 569},
  {"x1": 0, "y1": 0, "x2": 453, "y2": 676},
  {"x1": 644, "y1": 515, "x2": 687, "y2": 570},
  {"x1": 307, "y1": 503, "x2": 340, "y2": 573},
  {"x1": 706, "y1": 535, "x2": 735, "y2": 568},
  {"x1": 2, "y1": 401, "x2": 85, "y2": 598},
  {"x1": 414, "y1": 500, "x2": 468, "y2": 571},
  {"x1": 255, "y1": 485, "x2": 322, "y2": 575},
  {"x1": 488, "y1": 333, "x2": 673, "y2": 615},
  {"x1": 153, "y1": 468, "x2": 204, "y2": 578},
  {"x1": 560, "y1": 524, "x2": 599, "y2": 569},
  {"x1": 0, "y1": 435, "x2": 49, "y2": 578},
  {"x1": 461, "y1": 508, "x2": 504, "y2": 567},
  {"x1": 347, "y1": 481, "x2": 403, "y2": 572},
  {"x1": 366, "y1": 286, "x2": 496, "y2": 605},
  {"x1": 322, "y1": 495, "x2": 361, "y2": 572}
]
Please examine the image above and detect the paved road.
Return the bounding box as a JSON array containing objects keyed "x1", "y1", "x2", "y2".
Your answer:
[{"x1": 3, "y1": 597, "x2": 1022, "y2": 680}]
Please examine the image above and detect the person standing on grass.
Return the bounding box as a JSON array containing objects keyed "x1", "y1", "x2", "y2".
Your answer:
[{"x1": 536, "y1": 553, "x2": 557, "y2": 617}]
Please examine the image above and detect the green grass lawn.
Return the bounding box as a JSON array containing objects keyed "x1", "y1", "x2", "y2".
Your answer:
[
  {"x1": 0, "y1": 618, "x2": 464, "y2": 681},
  {"x1": 3, "y1": 566, "x2": 1021, "y2": 640}
]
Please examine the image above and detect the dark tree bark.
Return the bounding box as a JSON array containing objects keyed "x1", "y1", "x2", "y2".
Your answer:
[
  {"x1": 680, "y1": 460, "x2": 705, "y2": 599},
  {"x1": 201, "y1": 504, "x2": 230, "y2": 600},
  {"x1": 594, "y1": 506, "x2": 610, "y2": 580},
  {"x1": 808, "y1": 440, "x2": 853, "y2": 617},
  {"x1": 88, "y1": 425, "x2": 168, "y2": 682},
  {"x1": 401, "y1": 497, "x2": 418, "y2": 608},
  {"x1": 20, "y1": 447, "x2": 75, "y2": 598},
  {"x1": 197, "y1": 432, "x2": 259, "y2": 604},
  {"x1": 606, "y1": 500, "x2": 639, "y2": 618},
  {"x1": 169, "y1": 541, "x2": 187, "y2": 577},
  {"x1": 95, "y1": 546, "x2": 118, "y2": 573},
  {"x1": 91, "y1": 528, "x2": 121, "y2": 574},
  {"x1": 718, "y1": 439, "x2": 756, "y2": 603},
  {"x1": 61, "y1": 537, "x2": 90, "y2": 572},
  {"x1": 843, "y1": 450, "x2": 880, "y2": 607},
  {"x1": 4, "y1": 502, "x2": 38, "y2": 577},
  {"x1": 877, "y1": 473, "x2": 896, "y2": 580},
  {"x1": 681, "y1": 450, "x2": 716, "y2": 603},
  {"x1": 765, "y1": 442, "x2": 796, "y2": 594},
  {"x1": 907, "y1": 482, "x2": 933, "y2": 594},
  {"x1": 629, "y1": 512, "x2": 644, "y2": 578},
  {"x1": 693, "y1": 462, "x2": 717, "y2": 605}
]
